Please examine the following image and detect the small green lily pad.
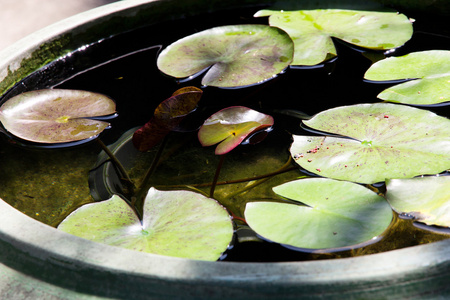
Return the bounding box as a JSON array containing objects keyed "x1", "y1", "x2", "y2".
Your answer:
[
  {"x1": 386, "y1": 176, "x2": 450, "y2": 227},
  {"x1": 291, "y1": 103, "x2": 450, "y2": 183},
  {"x1": 245, "y1": 178, "x2": 392, "y2": 250},
  {"x1": 255, "y1": 9, "x2": 412, "y2": 66},
  {"x1": 364, "y1": 50, "x2": 450, "y2": 105},
  {"x1": 0, "y1": 89, "x2": 116, "y2": 143},
  {"x1": 198, "y1": 106, "x2": 274, "y2": 155},
  {"x1": 157, "y1": 25, "x2": 294, "y2": 87},
  {"x1": 58, "y1": 188, "x2": 233, "y2": 261}
]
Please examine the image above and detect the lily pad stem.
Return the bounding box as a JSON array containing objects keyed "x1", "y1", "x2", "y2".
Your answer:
[
  {"x1": 210, "y1": 155, "x2": 226, "y2": 198},
  {"x1": 156, "y1": 161, "x2": 298, "y2": 189},
  {"x1": 134, "y1": 134, "x2": 169, "y2": 205},
  {"x1": 224, "y1": 156, "x2": 294, "y2": 199},
  {"x1": 96, "y1": 138, "x2": 135, "y2": 192}
]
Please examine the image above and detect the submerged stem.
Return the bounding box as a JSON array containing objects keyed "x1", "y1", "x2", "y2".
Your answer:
[
  {"x1": 96, "y1": 138, "x2": 136, "y2": 193},
  {"x1": 210, "y1": 155, "x2": 226, "y2": 198},
  {"x1": 224, "y1": 156, "x2": 294, "y2": 199},
  {"x1": 157, "y1": 157, "x2": 297, "y2": 190},
  {"x1": 133, "y1": 135, "x2": 169, "y2": 206}
]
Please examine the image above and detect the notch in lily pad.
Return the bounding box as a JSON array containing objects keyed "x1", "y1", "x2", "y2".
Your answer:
[
  {"x1": 0, "y1": 89, "x2": 116, "y2": 144},
  {"x1": 291, "y1": 103, "x2": 450, "y2": 184},
  {"x1": 364, "y1": 50, "x2": 450, "y2": 105},
  {"x1": 58, "y1": 188, "x2": 234, "y2": 261},
  {"x1": 157, "y1": 25, "x2": 294, "y2": 88},
  {"x1": 255, "y1": 8, "x2": 413, "y2": 66},
  {"x1": 245, "y1": 178, "x2": 393, "y2": 251}
]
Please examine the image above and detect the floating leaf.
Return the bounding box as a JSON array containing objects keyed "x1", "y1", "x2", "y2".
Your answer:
[
  {"x1": 157, "y1": 25, "x2": 294, "y2": 87},
  {"x1": 0, "y1": 89, "x2": 116, "y2": 143},
  {"x1": 153, "y1": 86, "x2": 202, "y2": 122},
  {"x1": 386, "y1": 176, "x2": 450, "y2": 227},
  {"x1": 291, "y1": 103, "x2": 450, "y2": 183},
  {"x1": 58, "y1": 188, "x2": 233, "y2": 261},
  {"x1": 133, "y1": 86, "x2": 202, "y2": 151},
  {"x1": 245, "y1": 178, "x2": 392, "y2": 250},
  {"x1": 255, "y1": 9, "x2": 412, "y2": 66},
  {"x1": 198, "y1": 106, "x2": 274, "y2": 155},
  {"x1": 364, "y1": 50, "x2": 450, "y2": 105}
]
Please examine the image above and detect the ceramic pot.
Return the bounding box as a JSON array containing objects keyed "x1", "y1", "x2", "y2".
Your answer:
[{"x1": 0, "y1": 0, "x2": 449, "y2": 298}]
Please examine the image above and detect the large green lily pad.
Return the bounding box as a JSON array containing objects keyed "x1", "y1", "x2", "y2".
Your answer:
[
  {"x1": 386, "y1": 176, "x2": 450, "y2": 227},
  {"x1": 255, "y1": 8, "x2": 412, "y2": 66},
  {"x1": 0, "y1": 89, "x2": 116, "y2": 143},
  {"x1": 245, "y1": 178, "x2": 392, "y2": 250},
  {"x1": 157, "y1": 25, "x2": 294, "y2": 88},
  {"x1": 291, "y1": 103, "x2": 450, "y2": 183},
  {"x1": 198, "y1": 106, "x2": 274, "y2": 155},
  {"x1": 364, "y1": 50, "x2": 450, "y2": 105},
  {"x1": 58, "y1": 188, "x2": 233, "y2": 261}
]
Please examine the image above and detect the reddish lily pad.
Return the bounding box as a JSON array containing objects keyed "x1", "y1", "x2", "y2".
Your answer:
[
  {"x1": 0, "y1": 89, "x2": 116, "y2": 143},
  {"x1": 157, "y1": 25, "x2": 294, "y2": 88},
  {"x1": 198, "y1": 106, "x2": 274, "y2": 155},
  {"x1": 133, "y1": 86, "x2": 202, "y2": 151}
]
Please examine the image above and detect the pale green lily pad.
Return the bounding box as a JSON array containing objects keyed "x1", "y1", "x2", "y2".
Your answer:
[
  {"x1": 291, "y1": 103, "x2": 450, "y2": 183},
  {"x1": 0, "y1": 89, "x2": 115, "y2": 143},
  {"x1": 156, "y1": 25, "x2": 294, "y2": 87},
  {"x1": 386, "y1": 176, "x2": 450, "y2": 227},
  {"x1": 364, "y1": 50, "x2": 450, "y2": 105},
  {"x1": 255, "y1": 9, "x2": 412, "y2": 66},
  {"x1": 58, "y1": 188, "x2": 233, "y2": 261},
  {"x1": 245, "y1": 178, "x2": 392, "y2": 250}
]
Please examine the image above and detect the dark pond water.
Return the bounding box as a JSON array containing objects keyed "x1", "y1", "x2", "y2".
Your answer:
[{"x1": 0, "y1": 5, "x2": 448, "y2": 262}]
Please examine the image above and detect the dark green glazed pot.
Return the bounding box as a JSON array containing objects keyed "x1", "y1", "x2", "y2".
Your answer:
[{"x1": 0, "y1": 0, "x2": 449, "y2": 298}]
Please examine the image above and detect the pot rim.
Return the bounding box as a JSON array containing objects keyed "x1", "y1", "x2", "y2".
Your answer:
[
  {"x1": 1, "y1": 197, "x2": 449, "y2": 280},
  {"x1": 0, "y1": 0, "x2": 449, "y2": 298}
]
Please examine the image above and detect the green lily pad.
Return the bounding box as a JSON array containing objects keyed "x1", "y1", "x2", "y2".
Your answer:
[
  {"x1": 198, "y1": 106, "x2": 274, "y2": 155},
  {"x1": 291, "y1": 103, "x2": 450, "y2": 183},
  {"x1": 386, "y1": 176, "x2": 450, "y2": 227},
  {"x1": 58, "y1": 188, "x2": 233, "y2": 261},
  {"x1": 0, "y1": 89, "x2": 116, "y2": 143},
  {"x1": 255, "y1": 8, "x2": 412, "y2": 66},
  {"x1": 156, "y1": 25, "x2": 294, "y2": 87},
  {"x1": 245, "y1": 178, "x2": 392, "y2": 250},
  {"x1": 364, "y1": 50, "x2": 450, "y2": 105}
]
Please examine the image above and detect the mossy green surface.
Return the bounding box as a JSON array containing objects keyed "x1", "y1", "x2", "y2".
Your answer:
[{"x1": 0, "y1": 141, "x2": 98, "y2": 227}]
